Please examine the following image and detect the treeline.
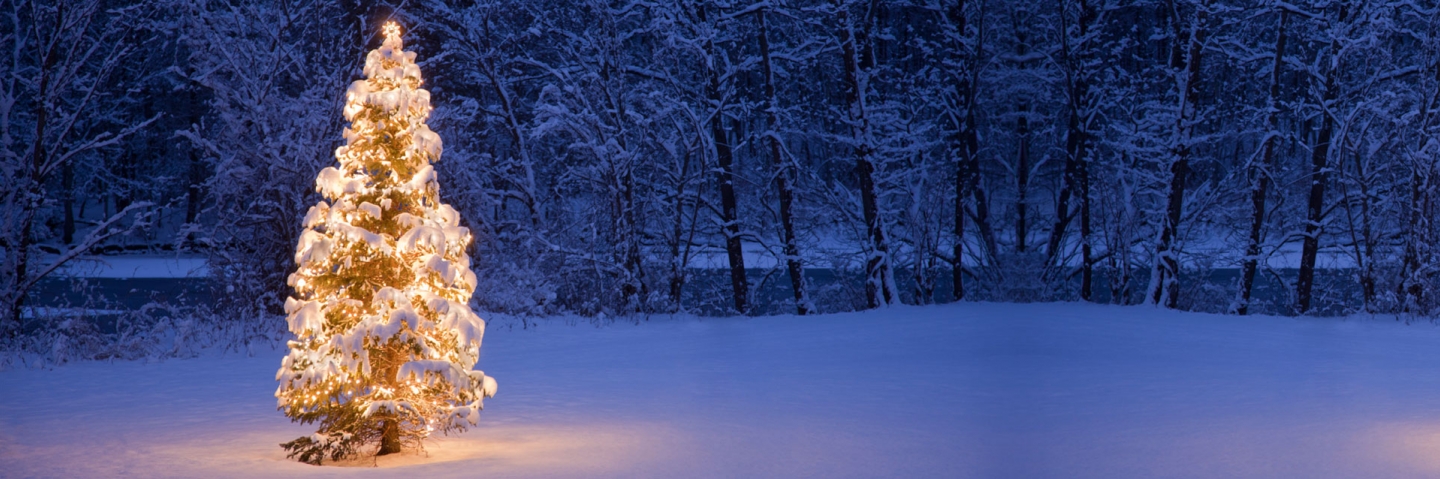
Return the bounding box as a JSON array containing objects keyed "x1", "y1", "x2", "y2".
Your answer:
[{"x1": 4, "y1": 0, "x2": 1440, "y2": 326}]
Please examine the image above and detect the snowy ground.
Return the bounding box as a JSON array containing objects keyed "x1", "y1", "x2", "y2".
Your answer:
[{"x1": 5, "y1": 303, "x2": 1440, "y2": 477}]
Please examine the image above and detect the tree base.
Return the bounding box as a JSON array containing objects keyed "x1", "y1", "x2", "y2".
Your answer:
[
  {"x1": 376, "y1": 443, "x2": 403, "y2": 456},
  {"x1": 377, "y1": 420, "x2": 402, "y2": 455}
]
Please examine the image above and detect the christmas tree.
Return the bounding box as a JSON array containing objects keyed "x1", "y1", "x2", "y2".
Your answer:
[{"x1": 276, "y1": 22, "x2": 496, "y2": 465}]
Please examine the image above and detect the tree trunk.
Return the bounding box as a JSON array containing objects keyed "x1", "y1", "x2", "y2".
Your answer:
[
  {"x1": 1015, "y1": 102, "x2": 1030, "y2": 254},
  {"x1": 62, "y1": 158, "x2": 75, "y2": 245},
  {"x1": 837, "y1": 0, "x2": 896, "y2": 308},
  {"x1": 1234, "y1": 11, "x2": 1287, "y2": 315},
  {"x1": 1351, "y1": 149, "x2": 1377, "y2": 308},
  {"x1": 1078, "y1": 156, "x2": 1092, "y2": 300},
  {"x1": 1400, "y1": 165, "x2": 1427, "y2": 310},
  {"x1": 479, "y1": 51, "x2": 543, "y2": 228},
  {"x1": 701, "y1": 5, "x2": 748, "y2": 314},
  {"x1": 620, "y1": 162, "x2": 645, "y2": 311},
  {"x1": 757, "y1": 9, "x2": 812, "y2": 315},
  {"x1": 1047, "y1": 0, "x2": 1097, "y2": 288},
  {"x1": 1296, "y1": 53, "x2": 1339, "y2": 314},
  {"x1": 668, "y1": 145, "x2": 696, "y2": 307},
  {"x1": 186, "y1": 149, "x2": 204, "y2": 223},
  {"x1": 1295, "y1": 5, "x2": 1356, "y2": 314},
  {"x1": 1075, "y1": 3, "x2": 1095, "y2": 301},
  {"x1": 941, "y1": 0, "x2": 983, "y2": 301},
  {"x1": 10, "y1": 4, "x2": 63, "y2": 331},
  {"x1": 954, "y1": 177, "x2": 967, "y2": 301},
  {"x1": 1047, "y1": 115, "x2": 1079, "y2": 266},
  {"x1": 967, "y1": 146, "x2": 997, "y2": 267},
  {"x1": 597, "y1": 55, "x2": 646, "y2": 312},
  {"x1": 1151, "y1": 159, "x2": 1189, "y2": 308},
  {"x1": 1148, "y1": 0, "x2": 1207, "y2": 309},
  {"x1": 713, "y1": 117, "x2": 747, "y2": 314},
  {"x1": 378, "y1": 419, "x2": 401, "y2": 455}
]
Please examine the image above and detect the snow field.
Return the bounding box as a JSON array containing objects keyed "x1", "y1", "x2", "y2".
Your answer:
[{"x1": 5, "y1": 302, "x2": 1440, "y2": 477}]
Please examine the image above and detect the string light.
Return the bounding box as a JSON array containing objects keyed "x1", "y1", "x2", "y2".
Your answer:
[{"x1": 277, "y1": 20, "x2": 495, "y2": 464}]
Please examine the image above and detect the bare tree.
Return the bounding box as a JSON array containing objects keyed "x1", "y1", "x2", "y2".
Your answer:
[
  {"x1": 0, "y1": 0, "x2": 157, "y2": 333},
  {"x1": 1397, "y1": 3, "x2": 1440, "y2": 313},
  {"x1": 834, "y1": 0, "x2": 897, "y2": 308},
  {"x1": 755, "y1": 3, "x2": 815, "y2": 314},
  {"x1": 1046, "y1": 0, "x2": 1104, "y2": 300},
  {"x1": 1233, "y1": 9, "x2": 1289, "y2": 315},
  {"x1": 934, "y1": 0, "x2": 992, "y2": 302},
  {"x1": 1146, "y1": 0, "x2": 1210, "y2": 309},
  {"x1": 172, "y1": 0, "x2": 358, "y2": 315},
  {"x1": 692, "y1": 2, "x2": 750, "y2": 314}
]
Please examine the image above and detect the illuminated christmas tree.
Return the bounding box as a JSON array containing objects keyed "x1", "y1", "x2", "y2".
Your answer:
[{"x1": 276, "y1": 22, "x2": 496, "y2": 465}]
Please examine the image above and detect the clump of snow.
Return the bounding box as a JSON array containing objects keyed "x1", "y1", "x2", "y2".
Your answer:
[
  {"x1": 405, "y1": 164, "x2": 435, "y2": 192},
  {"x1": 359, "y1": 202, "x2": 382, "y2": 220},
  {"x1": 315, "y1": 167, "x2": 370, "y2": 199},
  {"x1": 282, "y1": 298, "x2": 323, "y2": 335},
  {"x1": 293, "y1": 230, "x2": 332, "y2": 266}
]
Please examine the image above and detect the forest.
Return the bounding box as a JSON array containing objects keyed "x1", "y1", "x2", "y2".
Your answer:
[{"x1": 4, "y1": 0, "x2": 1440, "y2": 341}]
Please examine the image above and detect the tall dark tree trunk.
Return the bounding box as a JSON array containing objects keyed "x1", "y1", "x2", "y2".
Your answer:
[
  {"x1": 62, "y1": 159, "x2": 75, "y2": 245},
  {"x1": 1148, "y1": 0, "x2": 1207, "y2": 309},
  {"x1": 1296, "y1": 29, "x2": 1343, "y2": 314},
  {"x1": 114, "y1": 143, "x2": 139, "y2": 213},
  {"x1": 1073, "y1": 0, "x2": 1097, "y2": 300},
  {"x1": 1151, "y1": 161, "x2": 1190, "y2": 308},
  {"x1": 1009, "y1": 13, "x2": 1035, "y2": 256},
  {"x1": 186, "y1": 149, "x2": 204, "y2": 224},
  {"x1": 1047, "y1": 0, "x2": 1097, "y2": 293},
  {"x1": 668, "y1": 145, "x2": 697, "y2": 307},
  {"x1": 1400, "y1": 166, "x2": 1426, "y2": 310},
  {"x1": 1014, "y1": 102, "x2": 1030, "y2": 254},
  {"x1": 967, "y1": 143, "x2": 998, "y2": 267},
  {"x1": 620, "y1": 162, "x2": 645, "y2": 311},
  {"x1": 940, "y1": 0, "x2": 979, "y2": 301},
  {"x1": 700, "y1": 5, "x2": 748, "y2": 314},
  {"x1": 1078, "y1": 156, "x2": 1092, "y2": 300},
  {"x1": 1345, "y1": 149, "x2": 1377, "y2": 309},
  {"x1": 757, "y1": 9, "x2": 812, "y2": 315},
  {"x1": 954, "y1": 169, "x2": 968, "y2": 301},
  {"x1": 10, "y1": 4, "x2": 64, "y2": 331},
  {"x1": 1234, "y1": 11, "x2": 1288, "y2": 315},
  {"x1": 957, "y1": 3, "x2": 998, "y2": 273},
  {"x1": 837, "y1": 0, "x2": 896, "y2": 308},
  {"x1": 1047, "y1": 119, "x2": 1080, "y2": 265},
  {"x1": 712, "y1": 120, "x2": 747, "y2": 314}
]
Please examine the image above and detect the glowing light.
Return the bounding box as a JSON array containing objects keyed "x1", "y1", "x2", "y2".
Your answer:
[
  {"x1": 383, "y1": 22, "x2": 401, "y2": 43},
  {"x1": 278, "y1": 17, "x2": 493, "y2": 464}
]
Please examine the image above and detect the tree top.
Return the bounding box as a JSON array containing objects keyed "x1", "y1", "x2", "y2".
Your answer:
[{"x1": 383, "y1": 22, "x2": 402, "y2": 46}]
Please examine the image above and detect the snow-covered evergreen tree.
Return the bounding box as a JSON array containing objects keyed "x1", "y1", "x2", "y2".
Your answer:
[{"x1": 276, "y1": 22, "x2": 497, "y2": 465}]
